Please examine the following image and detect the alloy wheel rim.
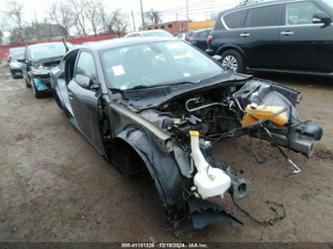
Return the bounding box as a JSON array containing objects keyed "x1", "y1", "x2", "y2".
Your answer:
[{"x1": 222, "y1": 55, "x2": 238, "y2": 72}]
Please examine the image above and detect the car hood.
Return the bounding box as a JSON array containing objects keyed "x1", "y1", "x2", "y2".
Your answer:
[
  {"x1": 116, "y1": 72, "x2": 252, "y2": 111},
  {"x1": 34, "y1": 56, "x2": 64, "y2": 68}
]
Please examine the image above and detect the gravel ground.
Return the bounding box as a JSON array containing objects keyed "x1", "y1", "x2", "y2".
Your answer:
[{"x1": 0, "y1": 64, "x2": 332, "y2": 242}]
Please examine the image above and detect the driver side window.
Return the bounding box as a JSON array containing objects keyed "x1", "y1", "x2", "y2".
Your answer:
[{"x1": 75, "y1": 51, "x2": 97, "y2": 81}]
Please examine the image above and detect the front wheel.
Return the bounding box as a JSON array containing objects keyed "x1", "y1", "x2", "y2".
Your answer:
[
  {"x1": 25, "y1": 78, "x2": 31, "y2": 88},
  {"x1": 221, "y1": 50, "x2": 245, "y2": 73},
  {"x1": 52, "y1": 87, "x2": 64, "y2": 110}
]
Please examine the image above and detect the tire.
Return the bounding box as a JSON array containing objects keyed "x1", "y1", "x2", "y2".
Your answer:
[
  {"x1": 10, "y1": 70, "x2": 15, "y2": 79},
  {"x1": 52, "y1": 87, "x2": 64, "y2": 110},
  {"x1": 221, "y1": 50, "x2": 245, "y2": 73},
  {"x1": 31, "y1": 78, "x2": 42, "y2": 98},
  {"x1": 25, "y1": 78, "x2": 31, "y2": 88}
]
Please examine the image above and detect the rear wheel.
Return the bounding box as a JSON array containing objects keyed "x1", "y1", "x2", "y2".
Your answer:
[{"x1": 221, "y1": 50, "x2": 245, "y2": 73}]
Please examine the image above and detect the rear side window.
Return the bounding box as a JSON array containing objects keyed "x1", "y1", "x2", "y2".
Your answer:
[
  {"x1": 75, "y1": 51, "x2": 97, "y2": 81},
  {"x1": 246, "y1": 5, "x2": 282, "y2": 27},
  {"x1": 223, "y1": 10, "x2": 247, "y2": 29},
  {"x1": 285, "y1": 1, "x2": 323, "y2": 25}
]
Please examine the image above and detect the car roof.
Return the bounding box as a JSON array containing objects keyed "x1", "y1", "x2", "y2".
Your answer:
[
  {"x1": 81, "y1": 37, "x2": 177, "y2": 51},
  {"x1": 193, "y1": 28, "x2": 212, "y2": 33},
  {"x1": 140, "y1": 29, "x2": 169, "y2": 34},
  {"x1": 27, "y1": 41, "x2": 66, "y2": 48},
  {"x1": 9, "y1": 47, "x2": 25, "y2": 52},
  {"x1": 221, "y1": 0, "x2": 299, "y2": 13}
]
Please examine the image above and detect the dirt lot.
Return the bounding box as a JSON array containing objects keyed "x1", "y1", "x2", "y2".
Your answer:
[{"x1": 0, "y1": 64, "x2": 333, "y2": 242}]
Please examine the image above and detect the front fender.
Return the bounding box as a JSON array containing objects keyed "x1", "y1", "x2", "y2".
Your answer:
[{"x1": 116, "y1": 127, "x2": 186, "y2": 225}]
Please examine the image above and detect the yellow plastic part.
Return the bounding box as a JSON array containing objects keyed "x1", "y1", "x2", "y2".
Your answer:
[
  {"x1": 189, "y1": 130, "x2": 200, "y2": 137},
  {"x1": 242, "y1": 104, "x2": 288, "y2": 127}
]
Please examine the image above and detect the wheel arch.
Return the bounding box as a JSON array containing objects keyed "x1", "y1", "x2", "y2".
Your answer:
[
  {"x1": 216, "y1": 44, "x2": 247, "y2": 63},
  {"x1": 113, "y1": 127, "x2": 187, "y2": 226}
]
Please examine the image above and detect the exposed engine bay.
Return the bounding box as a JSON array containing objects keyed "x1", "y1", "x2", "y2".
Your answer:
[{"x1": 141, "y1": 79, "x2": 322, "y2": 210}]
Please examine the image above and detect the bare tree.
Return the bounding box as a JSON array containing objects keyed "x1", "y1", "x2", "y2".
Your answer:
[
  {"x1": 98, "y1": 6, "x2": 113, "y2": 35},
  {"x1": 110, "y1": 9, "x2": 129, "y2": 36},
  {"x1": 85, "y1": 0, "x2": 102, "y2": 36},
  {"x1": 4, "y1": 0, "x2": 24, "y2": 44},
  {"x1": 0, "y1": 30, "x2": 3, "y2": 45},
  {"x1": 98, "y1": 8, "x2": 128, "y2": 36},
  {"x1": 50, "y1": 2, "x2": 74, "y2": 38},
  {"x1": 144, "y1": 9, "x2": 162, "y2": 25},
  {"x1": 67, "y1": 0, "x2": 88, "y2": 37}
]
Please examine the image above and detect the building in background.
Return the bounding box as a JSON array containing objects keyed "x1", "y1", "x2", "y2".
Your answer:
[{"x1": 144, "y1": 20, "x2": 215, "y2": 35}]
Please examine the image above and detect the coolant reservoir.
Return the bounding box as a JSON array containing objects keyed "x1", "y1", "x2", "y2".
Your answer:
[
  {"x1": 242, "y1": 103, "x2": 288, "y2": 127},
  {"x1": 190, "y1": 131, "x2": 231, "y2": 199}
]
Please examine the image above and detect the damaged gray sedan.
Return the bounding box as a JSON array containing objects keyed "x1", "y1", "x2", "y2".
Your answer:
[{"x1": 51, "y1": 38, "x2": 322, "y2": 229}]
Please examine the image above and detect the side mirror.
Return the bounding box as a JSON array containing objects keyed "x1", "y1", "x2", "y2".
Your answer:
[
  {"x1": 212, "y1": 55, "x2": 222, "y2": 63},
  {"x1": 313, "y1": 11, "x2": 331, "y2": 27},
  {"x1": 75, "y1": 74, "x2": 92, "y2": 88}
]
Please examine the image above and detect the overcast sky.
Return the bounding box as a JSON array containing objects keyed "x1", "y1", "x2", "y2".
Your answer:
[{"x1": 0, "y1": 0, "x2": 239, "y2": 32}]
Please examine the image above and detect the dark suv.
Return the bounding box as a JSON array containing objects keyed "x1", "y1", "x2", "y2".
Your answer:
[{"x1": 206, "y1": 0, "x2": 333, "y2": 76}]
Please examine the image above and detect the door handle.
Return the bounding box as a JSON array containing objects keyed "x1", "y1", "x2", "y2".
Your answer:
[
  {"x1": 240, "y1": 32, "x2": 250, "y2": 37},
  {"x1": 68, "y1": 91, "x2": 73, "y2": 98},
  {"x1": 281, "y1": 31, "x2": 294, "y2": 36}
]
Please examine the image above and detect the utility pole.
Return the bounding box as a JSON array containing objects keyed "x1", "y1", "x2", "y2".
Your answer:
[
  {"x1": 131, "y1": 10, "x2": 137, "y2": 32},
  {"x1": 140, "y1": 0, "x2": 145, "y2": 30},
  {"x1": 186, "y1": 0, "x2": 189, "y2": 21}
]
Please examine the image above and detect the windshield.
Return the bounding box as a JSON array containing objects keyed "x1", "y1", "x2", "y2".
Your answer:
[
  {"x1": 322, "y1": 0, "x2": 333, "y2": 8},
  {"x1": 143, "y1": 31, "x2": 174, "y2": 38},
  {"x1": 10, "y1": 48, "x2": 25, "y2": 60},
  {"x1": 101, "y1": 41, "x2": 223, "y2": 90},
  {"x1": 30, "y1": 43, "x2": 67, "y2": 61}
]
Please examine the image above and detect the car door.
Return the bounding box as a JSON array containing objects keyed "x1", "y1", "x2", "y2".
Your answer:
[
  {"x1": 67, "y1": 50, "x2": 105, "y2": 154},
  {"x1": 240, "y1": 4, "x2": 283, "y2": 69},
  {"x1": 278, "y1": 0, "x2": 333, "y2": 72}
]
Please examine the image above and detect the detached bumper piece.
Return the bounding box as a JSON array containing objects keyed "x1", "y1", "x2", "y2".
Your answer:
[
  {"x1": 189, "y1": 198, "x2": 242, "y2": 229},
  {"x1": 33, "y1": 77, "x2": 51, "y2": 92}
]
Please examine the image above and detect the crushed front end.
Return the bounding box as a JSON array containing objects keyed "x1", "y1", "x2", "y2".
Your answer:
[
  {"x1": 29, "y1": 59, "x2": 62, "y2": 93},
  {"x1": 136, "y1": 78, "x2": 322, "y2": 229}
]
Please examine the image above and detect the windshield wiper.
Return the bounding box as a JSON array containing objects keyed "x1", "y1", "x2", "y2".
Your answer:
[
  {"x1": 127, "y1": 81, "x2": 198, "y2": 91},
  {"x1": 109, "y1": 88, "x2": 124, "y2": 94}
]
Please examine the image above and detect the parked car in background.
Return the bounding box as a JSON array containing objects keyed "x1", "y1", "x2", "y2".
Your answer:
[
  {"x1": 206, "y1": 0, "x2": 333, "y2": 75},
  {"x1": 189, "y1": 29, "x2": 212, "y2": 51},
  {"x1": 22, "y1": 42, "x2": 71, "y2": 98},
  {"x1": 125, "y1": 30, "x2": 174, "y2": 38},
  {"x1": 178, "y1": 31, "x2": 194, "y2": 42},
  {"x1": 51, "y1": 38, "x2": 321, "y2": 229},
  {"x1": 8, "y1": 47, "x2": 25, "y2": 79}
]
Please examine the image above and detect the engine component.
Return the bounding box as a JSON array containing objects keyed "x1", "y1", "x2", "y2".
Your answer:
[
  {"x1": 186, "y1": 97, "x2": 226, "y2": 113},
  {"x1": 190, "y1": 130, "x2": 231, "y2": 199}
]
